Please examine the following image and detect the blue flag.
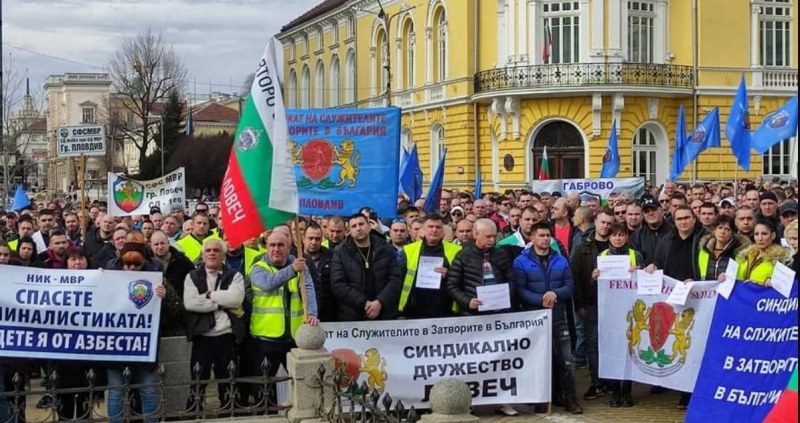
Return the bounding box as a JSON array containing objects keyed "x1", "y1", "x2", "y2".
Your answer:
[
  {"x1": 600, "y1": 120, "x2": 620, "y2": 178},
  {"x1": 399, "y1": 144, "x2": 423, "y2": 202},
  {"x1": 186, "y1": 103, "x2": 194, "y2": 138},
  {"x1": 725, "y1": 75, "x2": 752, "y2": 171},
  {"x1": 752, "y1": 95, "x2": 798, "y2": 154},
  {"x1": 670, "y1": 105, "x2": 688, "y2": 181},
  {"x1": 682, "y1": 107, "x2": 721, "y2": 166},
  {"x1": 474, "y1": 165, "x2": 482, "y2": 200},
  {"x1": 11, "y1": 185, "x2": 31, "y2": 211},
  {"x1": 422, "y1": 149, "x2": 447, "y2": 215}
]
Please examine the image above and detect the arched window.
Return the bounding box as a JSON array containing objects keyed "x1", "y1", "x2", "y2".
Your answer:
[
  {"x1": 632, "y1": 126, "x2": 658, "y2": 183},
  {"x1": 314, "y1": 60, "x2": 325, "y2": 108},
  {"x1": 330, "y1": 55, "x2": 340, "y2": 107},
  {"x1": 430, "y1": 123, "x2": 444, "y2": 174},
  {"x1": 374, "y1": 27, "x2": 388, "y2": 95},
  {"x1": 287, "y1": 69, "x2": 297, "y2": 108},
  {"x1": 402, "y1": 20, "x2": 416, "y2": 89},
  {"x1": 345, "y1": 49, "x2": 356, "y2": 104},
  {"x1": 433, "y1": 8, "x2": 448, "y2": 83},
  {"x1": 301, "y1": 65, "x2": 311, "y2": 108}
]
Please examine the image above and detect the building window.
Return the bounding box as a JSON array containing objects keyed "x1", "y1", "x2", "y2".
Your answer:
[
  {"x1": 375, "y1": 28, "x2": 388, "y2": 95},
  {"x1": 632, "y1": 127, "x2": 657, "y2": 184},
  {"x1": 287, "y1": 69, "x2": 297, "y2": 108},
  {"x1": 543, "y1": 1, "x2": 581, "y2": 64},
  {"x1": 330, "y1": 56, "x2": 340, "y2": 106},
  {"x1": 301, "y1": 65, "x2": 311, "y2": 108},
  {"x1": 345, "y1": 49, "x2": 356, "y2": 103},
  {"x1": 402, "y1": 20, "x2": 416, "y2": 89},
  {"x1": 763, "y1": 138, "x2": 796, "y2": 176},
  {"x1": 430, "y1": 123, "x2": 444, "y2": 174},
  {"x1": 434, "y1": 9, "x2": 448, "y2": 83},
  {"x1": 758, "y1": 0, "x2": 792, "y2": 67},
  {"x1": 314, "y1": 60, "x2": 325, "y2": 108},
  {"x1": 628, "y1": 1, "x2": 655, "y2": 63},
  {"x1": 497, "y1": 0, "x2": 507, "y2": 65},
  {"x1": 82, "y1": 107, "x2": 95, "y2": 123}
]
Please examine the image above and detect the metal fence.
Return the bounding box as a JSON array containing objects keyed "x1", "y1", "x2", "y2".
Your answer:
[
  {"x1": 313, "y1": 365, "x2": 419, "y2": 423},
  {"x1": 0, "y1": 359, "x2": 289, "y2": 423}
]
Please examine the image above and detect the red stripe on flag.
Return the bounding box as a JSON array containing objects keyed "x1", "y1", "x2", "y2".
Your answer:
[
  {"x1": 764, "y1": 390, "x2": 798, "y2": 423},
  {"x1": 220, "y1": 150, "x2": 265, "y2": 247}
]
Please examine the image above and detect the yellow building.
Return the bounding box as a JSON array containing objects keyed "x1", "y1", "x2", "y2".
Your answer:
[{"x1": 278, "y1": 0, "x2": 798, "y2": 190}]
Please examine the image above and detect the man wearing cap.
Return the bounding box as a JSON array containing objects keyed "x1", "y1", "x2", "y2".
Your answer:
[
  {"x1": 759, "y1": 192, "x2": 781, "y2": 229},
  {"x1": 780, "y1": 200, "x2": 798, "y2": 227},
  {"x1": 719, "y1": 197, "x2": 737, "y2": 218},
  {"x1": 631, "y1": 195, "x2": 673, "y2": 265}
]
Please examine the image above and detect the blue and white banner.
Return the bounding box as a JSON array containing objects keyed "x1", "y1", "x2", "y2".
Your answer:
[
  {"x1": 0, "y1": 265, "x2": 162, "y2": 362},
  {"x1": 286, "y1": 108, "x2": 401, "y2": 217},
  {"x1": 530, "y1": 177, "x2": 645, "y2": 205},
  {"x1": 686, "y1": 282, "x2": 799, "y2": 423}
]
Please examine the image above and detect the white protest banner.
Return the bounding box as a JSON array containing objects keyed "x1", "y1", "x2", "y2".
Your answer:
[
  {"x1": 322, "y1": 311, "x2": 552, "y2": 407},
  {"x1": 598, "y1": 276, "x2": 717, "y2": 392},
  {"x1": 0, "y1": 265, "x2": 162, "y2": 362},
  {"x1": 56, "y1": 125, "x2": 106, "y2": 157},
  {"x1": 107, "y1": 167, "x2": 186, "y2": 216},
  {"x1": 530, "y1": 178, "x2": 645, "y2": 206}
]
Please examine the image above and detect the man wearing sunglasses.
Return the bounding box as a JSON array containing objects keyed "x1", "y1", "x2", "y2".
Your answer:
[{"x1": 631, "y1": 195, "x2": 673, "y2": 265}]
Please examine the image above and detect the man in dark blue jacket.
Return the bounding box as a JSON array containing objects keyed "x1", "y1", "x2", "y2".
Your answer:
[{"x1": 513, "y1": 222, "x2": 583, "y2": 415}]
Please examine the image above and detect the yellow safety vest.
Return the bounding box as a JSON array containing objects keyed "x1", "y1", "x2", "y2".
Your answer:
[
  {"x1": 249, "y1": 260, "x2": 304, "y2": 339},
  {"x1": 244, "y1": 246, "x2": 265, "y2": 276},
  {"x1": 599, "y1": 248, "x2": 638, "y2": 267},
  {"x1": 321, "y1": 239, "x2": 330, "y2": 249},
  {"x1": 697, "y1": 249, "x2": 712, "y2": 280},
  {"x1": 174, "y1": 232, "x2": 221, "y2": 263},
  {"x1": 8, "y1": 239, "x2": 19, "y2": 253},
  {"x1": 399, "y1": 240, "x2": 462, "y2": 311}
]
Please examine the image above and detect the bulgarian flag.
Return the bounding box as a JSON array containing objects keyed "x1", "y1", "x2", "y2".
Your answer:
[
  {"x1": 542, "y1": 25, "x2": 553, "y2": 64},
  {"x1": 537, "y1": 146, "x2": 550, "y2": 180},
  {"x1": 220, "y1": 38, "x2": 298, "y2": 247},
  {"x1": 764, "y1": 368, "x2": 798, "y2": 423}
]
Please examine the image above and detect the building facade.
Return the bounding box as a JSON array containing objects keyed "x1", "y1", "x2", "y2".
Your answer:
[
  {"x1": 45, "y1": 73, "x2": 113, "y2": 197},
  {"x1": 278, "y1": 0, "x2": 798, "y2": 190},
  {"x1": 10, "y1": 80, "x2": 49, "y2": 191}
]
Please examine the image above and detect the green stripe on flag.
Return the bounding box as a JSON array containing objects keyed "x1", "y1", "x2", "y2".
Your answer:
[{"x1": 788, "y1": 368, "x2": 798, "y2": 391}]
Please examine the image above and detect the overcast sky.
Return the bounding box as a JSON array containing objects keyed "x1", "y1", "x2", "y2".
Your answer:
[{"x1": 3, "y1": 0, "x2": 321, "y2": 105}]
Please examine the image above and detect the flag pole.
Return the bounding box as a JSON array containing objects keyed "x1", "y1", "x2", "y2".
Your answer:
[
  {"x1": 292, "y1": 216, "x2": 309, "y2": 321},
  {"x1": 79, "y1": 154, "x2": 88, "y2": 243}
]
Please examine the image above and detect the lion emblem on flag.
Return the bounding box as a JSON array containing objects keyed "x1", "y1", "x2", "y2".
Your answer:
[{"x1": 627, "y1": 301, "x2": 695, "y2": 376}]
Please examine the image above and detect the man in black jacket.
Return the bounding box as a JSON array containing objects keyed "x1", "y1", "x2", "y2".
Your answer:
[
  {"x1": 303, "y1": 223, "x2": 336, "y2": 322},
  {"x1": 631, "y1": 195, "x2": 673, "y2": 265},
  {"x1": 331, "y1": 214, "x2": 402, "y2": 321},
  {"x1": 84, "y1": 213, "x2": 115, "y2": 262},
  {"x1": 447, "y1": 218, "x2": 514, "y2": 313}
]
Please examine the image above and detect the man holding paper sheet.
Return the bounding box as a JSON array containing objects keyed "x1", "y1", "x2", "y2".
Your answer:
[
  {"x1": 398, "y1": 215, "x2": 462, "y2": 319},
  {"x1": 514, "y1": 222, "x2": 583, "y2": 415},
  {"x1": 447, "y1": 218, "x2": 515, "y2": 314}
]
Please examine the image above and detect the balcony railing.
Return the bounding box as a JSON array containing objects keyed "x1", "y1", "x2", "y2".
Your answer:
[
  {"x1": 762, "y1": 69, "x2": 798, "y2": 90},
  {"x1": 474, "y1": 63, "x2": 694, "y2": 93}
]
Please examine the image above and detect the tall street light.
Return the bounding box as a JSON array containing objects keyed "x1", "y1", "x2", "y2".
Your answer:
[{"x1": 362, "y1": 1, "x2": 415, "y2": 107}]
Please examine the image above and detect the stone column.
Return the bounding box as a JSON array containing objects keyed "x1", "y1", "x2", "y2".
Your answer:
[
  {"x1": 158, "y1": 336, "x2": 192, "y2": 415},
  {"x1": 286, "y1": 324, "x2": 335, "y2": 423},
  {"x1": 421, "y1": 379, "x2": 479, "y2": 423}
]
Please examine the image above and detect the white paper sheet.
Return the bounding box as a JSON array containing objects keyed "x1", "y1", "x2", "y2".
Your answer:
[
  {"x1": 771, "y1": 262, "x2": 796, "y2": 298},
  {"x1": 476, "y1": 284, "x2": 512, "y2": 312},
  {"x1": 415, "y1": 256, "x2": 444, "y2": 289},
  {"x1": 717, "y1": 261, "x2": 738, "y2": 299},
  {"x1": 667, "y1": 281, "x2": 695, "y2": 305},
  {"x1": 597, "y1": 255, "x2": 632, "y2": 279},
  {"x1": 636, "y1": 270, "x2": 663, "y2": 295}
]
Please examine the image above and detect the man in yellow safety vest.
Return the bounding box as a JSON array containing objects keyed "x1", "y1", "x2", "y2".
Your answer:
[
  {"x1": 398, "y1": 215, "x2": 462, "y2": 319},
  {"x1": 175, "y1": 214, "x2": 220, "y2": 263}
]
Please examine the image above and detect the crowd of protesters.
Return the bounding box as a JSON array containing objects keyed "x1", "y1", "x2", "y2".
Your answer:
[{"x1": 0, "y1": 175, "x2": 797, "y2": 419}]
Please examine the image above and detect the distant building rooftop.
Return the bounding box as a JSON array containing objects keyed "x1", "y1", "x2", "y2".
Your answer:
[{"x1": 281, "y1": 0, "x2": 348, "y2": 33}]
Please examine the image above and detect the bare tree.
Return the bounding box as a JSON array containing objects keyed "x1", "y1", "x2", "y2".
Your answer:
[
  {"x1": 2, "y1": 55, "x2": 45, "y2": 206},
  {"x1": 107, "y1": 29, "x2": 187, "y2": 175}
]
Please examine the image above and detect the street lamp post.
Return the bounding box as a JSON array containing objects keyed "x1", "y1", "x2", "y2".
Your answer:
[{"x1": 363, "y1": 2, "x2": 415, "y2": 107}]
